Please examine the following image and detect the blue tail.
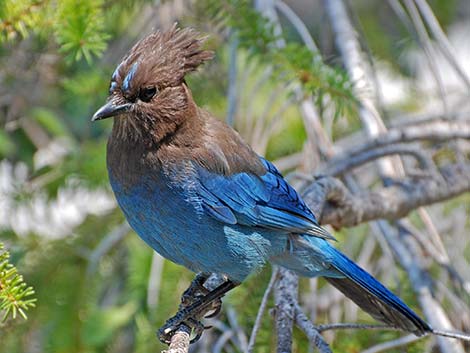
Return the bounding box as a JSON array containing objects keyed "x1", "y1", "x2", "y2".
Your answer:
[{"x1": 326, "y1": 247, "x2": 431, "y2": 335}]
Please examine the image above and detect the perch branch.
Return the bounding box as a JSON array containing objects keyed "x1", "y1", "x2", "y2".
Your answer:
[{"x1": 165, "y1": 325, "x2": 191, "y2": 353}]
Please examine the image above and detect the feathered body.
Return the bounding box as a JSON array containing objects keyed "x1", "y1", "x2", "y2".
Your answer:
[{"x1": 94, "y1": 26, "x2": 431, "y2": 336}]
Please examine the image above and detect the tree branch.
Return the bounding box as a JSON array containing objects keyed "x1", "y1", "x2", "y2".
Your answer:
[
  {"x1": 302, "y1": 162, "x2": 470, "y2": 229},
  {"x1": 273, "y1": 268, "x2": 298, "y2": 353},
  {"x1": 247, "y1": 267, "x2": 278, "y2": 353},
  {"x1": 361, "y1": 334, "x2": 423, "y2": 353},
  {"x1": 165, "y1": 326, "x2": 191, "y2": 353},
  {"x1": 330, "y1": 119, "x2": 470, "y2": 163},
  {"x1": 322, "y1": 143, "x2": 436, "y2": 177},
  {"x1": 294, "y1": 304, "x2": 332, "y2": 353}
]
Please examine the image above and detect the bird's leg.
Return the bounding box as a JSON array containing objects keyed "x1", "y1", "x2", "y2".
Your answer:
[
  {"x1": 158, "y1": 280, "x2": 238, "y2": 344},
  {"x1": 179, "y1": 273, "x2": 223, "y2": 318},
  {"x1": 180, "y1": 273, "x2": 210, "y2": 308}
]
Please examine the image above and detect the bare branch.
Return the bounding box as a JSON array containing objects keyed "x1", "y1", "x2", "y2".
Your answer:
[
  {"x1": 226, "y1": 31, "x2": 238, "y2": 127},
  {"x1": 414, "y1": 0, "x2": 470, "y2": 90},
  {"x1": 361, "y1": 334, "x2": 423, "y2": 353},
  {"x1": 147, "y1": 252, "x2": 164, "y2": 310},
  {"x1": 87, "y1": 222, "x2": 130, "y2": 275},
  {"x1": 432, "y1": 329, "x2": 470, "y2": 342},
  {"x1": 330, "y1": 120, "x2": 470, "y2": 164},
  {"x1": 322, "y1": 143, "x2": 436, "y2": 177},
  {"x1": 274, "y1": 1, "x2": 318, "y2": 52},
  {"x1": 401, "y1": 0, "x2": 449, "y2": 113},
  {"x1": 379, "y1": 221, "x2": 466, "y2": 353},
  {"x1": 273, "y1": 268, "x2": 298, "y2": 353},
  {"x1": 294, "y1": 304, "x2": 332, "y2": 353},
  {"x1": 302, "y1": 163, "x2": 470, "y2": 229},
  {"x1": 247, "y1": 267, "x2": 278, "y2": 353},
  {"x1": 317, "y1": 322, "x2": 396, "y2": 332}
]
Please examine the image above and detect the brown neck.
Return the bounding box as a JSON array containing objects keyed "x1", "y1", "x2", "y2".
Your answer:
[
  {"x1": 107, "y1": 98, "x2": 205, "y2": 187},
  {"x1": 113, "y1": 94, "x2": 204, "y2": 149}
]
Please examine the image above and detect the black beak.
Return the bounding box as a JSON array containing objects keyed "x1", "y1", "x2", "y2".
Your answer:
[{"x1": 91, "y1": 101, "x2": 132, "y2": 121}]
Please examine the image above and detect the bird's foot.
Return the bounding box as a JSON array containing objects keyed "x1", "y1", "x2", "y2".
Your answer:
[
  {"x1": 158, "y1": 295, "x2": 224, "y2": 344},
  {"x1": 180, "y1": 273, "x2": 210, "y2": 308},
  {"x1": 157, "y1": 309, "x2": 211, "y2": 344},
  {"x1": 157, "y1": 280, "x2": 237, "y2": 345},
  {"x1": 179, "y1": 274, "x2": 223, "y2": 318}
]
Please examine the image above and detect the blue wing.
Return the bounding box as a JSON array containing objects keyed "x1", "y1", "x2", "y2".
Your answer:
[{"x1": 195, "y1": 157, "x2": 335, "y2": 240}]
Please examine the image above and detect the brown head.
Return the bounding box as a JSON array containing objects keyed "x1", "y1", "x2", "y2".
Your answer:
[{"x1": 92, "y1": 26, "x2": 213, "y2": 143}]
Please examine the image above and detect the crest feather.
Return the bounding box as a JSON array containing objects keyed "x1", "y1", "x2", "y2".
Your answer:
[{"x1": 116, "y1": 25, "x2": 213, "y2": 88}]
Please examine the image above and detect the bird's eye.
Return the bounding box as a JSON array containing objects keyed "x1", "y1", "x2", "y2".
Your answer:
[{"x1": 139, "y1": 86, "x2": 157, "y2": 102}]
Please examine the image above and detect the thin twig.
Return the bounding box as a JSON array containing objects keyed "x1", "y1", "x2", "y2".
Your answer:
[
  {"x1": 327, "y1": 119, "x2": 470, "y2": 168},
  {"x1": 432, "y1": 329, "x2": 470, "y2": 342},
  {"x1": 274, "y1": 1, "x2": 318, "y2": 51},
  {"x1": 147, "y1": 252, "x2": 164, "y2": 310},
  {"x1": 247, "y1": 267, "x2": 278, "y2": 353},
  {"x1": 317, "y1": 322, "x2": 396, "y2": 332},
  {"x1": 381, "y1": 221, "x2": 465, "y2": 353},
  {"x1": 322, "y1": 143, "x2": 436, "y2": 177},
  {"x1": 361, "y1": 334, "x2": 423, "y2": 353},
  {"x1": 87, "y1": 222, "x2": 130, "y2": 275},
  {"x1": 397, "y1": 0, "x2": 449, "y2": 114},
  {"x1": 414, "y1": 0, "x2": 470, "y2": 91},
  {"x1": 226, "y1": 31, "x2": 238, "y2": 127},
  {"x1": 294, "y1": 304, "x2": 332, "y2": 353}
]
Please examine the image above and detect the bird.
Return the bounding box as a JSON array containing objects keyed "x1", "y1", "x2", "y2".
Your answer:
[{"x1": 92, "y1": 26, "x2": 431, "y2": 343}]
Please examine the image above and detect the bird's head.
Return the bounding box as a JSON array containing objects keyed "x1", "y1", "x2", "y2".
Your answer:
[{"x1": 92, "y1": 26, "x2": 213, "y2": 142}]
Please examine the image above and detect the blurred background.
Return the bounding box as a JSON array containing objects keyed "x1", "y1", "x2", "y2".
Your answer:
[{"x1": 0, "y1": 0, "x2": 469, "y2": 352}]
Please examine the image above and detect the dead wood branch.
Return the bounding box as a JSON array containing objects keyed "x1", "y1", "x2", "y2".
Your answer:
[
  {"x1": 331, "y1": 120, "x2": 470, "y2": 163},
  {"x1": 302, "y1": 162, "x2": 470, "y2": 229},
  {"x1": 273, "y1": 268, "x2": 298, "y2": 353},
  {"x1": 322, "y1": 143, "x2": 436, "y2": 177},
  {"x1": 294, "y1": 304, "x2": 332, "y2": 353}
]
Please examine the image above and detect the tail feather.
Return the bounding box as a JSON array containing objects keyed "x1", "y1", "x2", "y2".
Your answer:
[{"x1": 327, "y1": 248, "x2": 431, "y2": 336}]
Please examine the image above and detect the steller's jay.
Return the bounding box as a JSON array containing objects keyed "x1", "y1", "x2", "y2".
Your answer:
[{"x1": 92, "y1": 26, "x2": 431, "y2": 343}]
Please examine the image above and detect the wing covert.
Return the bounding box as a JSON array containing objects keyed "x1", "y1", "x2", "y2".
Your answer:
[{"x1": 194, "y1": 158, "x2": 335, "y2": 241}]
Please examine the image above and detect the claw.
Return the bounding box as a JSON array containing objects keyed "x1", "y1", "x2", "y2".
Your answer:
[
  {"x1": 157, "y1": 279, "x2": 238, "y2": 345},
  {"x1": 180, "y1": 274, "x2": 210, "y2": 308},
  {"x1": 204, "y1": 299, "x2": 222, "y2": 318},
  {"x1": 157, "y1": 324, "x2": 176, "y2": 345},
  {"x1": 188, "y1": 318, "x2": 205, "y2": 344},
  {"x1": 157, "y1": 305, "x2": 209, "y2": 345}
]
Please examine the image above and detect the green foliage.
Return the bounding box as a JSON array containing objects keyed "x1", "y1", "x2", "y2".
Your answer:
[
  {"x1": 266, "y1": 114, "x2": 306, "y2": 160},
  {"x1": 54, "y1": 0, "x2": 110, "y2": 63},
  {"x1": 1, "y1": 0, "x2": 110, "y2": 64},
  {"x1": 199, "y1": 0, "x2": 356, "y2": 116},
  {"x1": 0, "y1": 130, "x2": 15, "y2": 157},
  {"x1": 0, "y1": 0, "x2": 45, "y2": 42},
  {"x1": 0, "y1": 243, "x2": 36, "y2": 322},
  {"x1": 82, "y1": 302, "x2": 137, "y2": 347}
]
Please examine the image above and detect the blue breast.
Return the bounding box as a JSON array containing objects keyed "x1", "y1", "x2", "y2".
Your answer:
[{"x1": 108, "y1": 170, "x2": 286, "y2": 282}]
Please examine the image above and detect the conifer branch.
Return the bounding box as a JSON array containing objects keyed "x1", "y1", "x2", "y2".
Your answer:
[{"x1": 0, "y1": 242, "x2": 36, "y2": 322}]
